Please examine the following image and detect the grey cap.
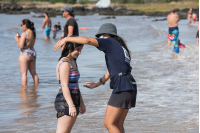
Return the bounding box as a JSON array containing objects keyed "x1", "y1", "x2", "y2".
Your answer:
[
  {"x1": 60, "y1": 6, "x2": 73, "y2": 12},
  {"x1": 95, "y1": 23, "x2": 118, "y2": 38}
]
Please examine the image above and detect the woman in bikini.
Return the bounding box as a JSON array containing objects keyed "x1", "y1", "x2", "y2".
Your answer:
[
  {"x1": 54, "y1": 38, "x2": 86, "y2": 133},
  {"x1": 54, "y1": 23, "x2": 137, "y2": 133},
  {"x1": 15, "y1": 19, "x2": 39, "y2": 87}
]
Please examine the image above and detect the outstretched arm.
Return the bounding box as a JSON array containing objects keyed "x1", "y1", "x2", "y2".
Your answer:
[
  {"x1": 54, "y1": 36, "x2": 99, "y2": 50},
  {"x1": 84, "y1": 70, "x2": 110, "y2": 89}
]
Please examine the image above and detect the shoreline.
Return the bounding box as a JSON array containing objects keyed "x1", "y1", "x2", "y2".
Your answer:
[{"x1": 0, "y1": 2, "x2": 198, "y2": 19}]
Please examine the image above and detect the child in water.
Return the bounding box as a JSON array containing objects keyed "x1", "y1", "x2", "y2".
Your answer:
[
  {"x1": 52, "y1": 25, "x2": 57, "y2": 39},
  {"x1": 170, "y1": 29, "x2": 179, "y2": 58}
]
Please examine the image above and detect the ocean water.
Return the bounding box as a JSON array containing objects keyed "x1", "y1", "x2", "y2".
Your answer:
[{"x1": 0, "y1": 14, "x2": 198, "y2": 132}]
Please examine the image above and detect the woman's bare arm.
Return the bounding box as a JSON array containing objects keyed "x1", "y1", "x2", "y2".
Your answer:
[
  {"x1": 15, "y1": 32, "x2": 26, "y2": 49},
  {"x1": 84, "y1": 70, "x2": 110, "y2": 89},
  {"x1": 54, "y1": 36, "x2": 99, "y2": 50},
  {"x1": 59, "y1": 62, "x2": 75, "y2": 107}
]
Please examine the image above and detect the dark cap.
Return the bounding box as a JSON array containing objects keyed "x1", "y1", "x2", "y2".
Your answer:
[
  {"x1": 95, "y1": 23, "x2": 118, "y2": 38},
  {"x1": 60, "y1": 6, "x2": 73, "y2": 12}
]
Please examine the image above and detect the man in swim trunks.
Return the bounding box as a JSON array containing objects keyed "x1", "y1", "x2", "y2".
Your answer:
[
  {"x1": 192, "y1": 11, "x2": 197, "y2": 24},
  {"x1": 42, "y1": 12, "x2": 52, "y2": 40},
  {"x1": 167, "y1": 8, "x2": 180, "y2": 47}
]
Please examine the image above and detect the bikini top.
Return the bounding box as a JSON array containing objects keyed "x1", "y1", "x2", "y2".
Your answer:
[{"x1": 58, "y1": 61, "x2": 80, "y2": 90}]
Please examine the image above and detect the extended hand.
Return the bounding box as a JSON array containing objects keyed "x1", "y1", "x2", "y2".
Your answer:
[
  {"x1": 54, "y1": 39, "x2": 66, "y2": 50},
  {"x1": 80, "y1": 103, "x2": 86, "y2": 114},
  {"x1": 83, "y1": 82, "x2": 97, "y2": 89}
]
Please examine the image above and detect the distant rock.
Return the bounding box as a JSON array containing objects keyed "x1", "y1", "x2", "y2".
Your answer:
[
  {"x1": 0, "y1": 3, "x2": 198, "y2": 19},
  {"x1": 152, "y1": 18, "x2": 167, "y2": 21},
  {"x1": 101, "y1": 16, "x2": 116, "y2": 20}
]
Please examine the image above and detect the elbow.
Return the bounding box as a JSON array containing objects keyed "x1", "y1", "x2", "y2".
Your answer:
[
  {"x1": 18, "y1": 45, "x2": 24, "y2": 49},
  {"x1": 61, "y1": 84, "x2": 68, "y2": 90}
]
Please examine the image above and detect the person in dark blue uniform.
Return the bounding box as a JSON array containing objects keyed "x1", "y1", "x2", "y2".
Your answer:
[{"x1": 54, "y1": 23, "x2": 137, "y2": 133}]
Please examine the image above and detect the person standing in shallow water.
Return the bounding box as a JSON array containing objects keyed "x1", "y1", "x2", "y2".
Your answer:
[
  {"x1": 54, "y1": 23, "x2": 137, "y2": 133},
  {"x1": 187, "y1": 8, "x2": 192, "y2": 25},
  {"x1": 54, "y1": 37, "x2": 86, "y2": 133},
  {"x1": 167, "y1": 8, "x2": 180, "y2": 47},
  {"x1": 15, "y1": 19, "x2": 39, "y2": 87},
  {"x1": 42, "y1": 12, "x2": 52, "y2": 40},
  {"x1": 60, "y1": 6, "x2": 79, "y2": 51}
]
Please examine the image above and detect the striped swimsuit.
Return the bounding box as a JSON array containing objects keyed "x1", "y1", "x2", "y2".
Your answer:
[{"x1": 55, "y1": 61, "x2": 81, "y2": 118}]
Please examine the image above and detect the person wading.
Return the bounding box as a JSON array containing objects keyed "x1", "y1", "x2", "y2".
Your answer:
[
  {"x1": 60, "y1": 6, "x2": 79, "y2": 51},
  {"x1": 54, "y1": 23, "x2": 137, "y2": 133},
  {"x1": 167, "y1": 8, "x2": 180, "y2": 47}
]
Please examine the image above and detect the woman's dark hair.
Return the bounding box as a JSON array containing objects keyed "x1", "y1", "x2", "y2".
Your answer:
[
  {"x1": 59, "y1": 36, "x2": 83, "y2": 61},
  {"x1": 22, "y1": 19, "x2": 36, "y2": 39},
  {"x1": 44, "y1": 12, "x2": 49, "y2": 17},
  {"x1": 110, "y1": 34, "x2": 131, "y2": 60}
]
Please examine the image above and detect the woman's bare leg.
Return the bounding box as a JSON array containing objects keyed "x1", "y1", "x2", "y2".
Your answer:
[
  {"x1": 115, "y1": 109, "x2": 129, "y2": 133},
  {"x1": 104, "y1": 105, "x2": 128, "y2": 133},
  {"x1": 19, "y1": 54, "x2": 30, "y2": 86},
  {"x1": 197, "y1": 38, "x2": 199, "y2": 47},
  {"x1": 56, "y1": 115, "x2": 77, "y2": 133},
  {"x1": 29, "y1": 60, "x2": 39, "y2": 85}
]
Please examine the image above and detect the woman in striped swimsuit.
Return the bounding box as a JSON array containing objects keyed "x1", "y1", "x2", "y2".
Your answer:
[{"x1": 54, "y1": 39, "x2": 85, "y2": 133}]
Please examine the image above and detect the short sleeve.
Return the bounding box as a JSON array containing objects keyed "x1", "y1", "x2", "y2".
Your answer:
[
  {"x1": 96, "y1": 38, "x2": 112, "y2": 53},
  {"x1": 68, "y1": 18, "x2": 75, "y2": 27}
]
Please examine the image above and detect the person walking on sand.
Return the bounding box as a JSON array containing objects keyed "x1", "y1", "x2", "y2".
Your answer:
[
  {"x1": 192, "y1": 11, "x2": 197, "y2": 24},
  {"x1": 42, "y1": 12, "x2": 52, "y2": 40},
  {"x1": 187, "y1": 8, "x2": 192, "y2": 24},
  {"x1": 60, "y1": 6, "x2": 79, "y2": 51},
  {"x1": 167, "y1": 8, "x2": 180, "y2": 47},
  {"x1": 54, "y1": 36, "x2": 86, "y2": 133},
  {"x1": 54, "y1": 23, "x2": 137, "y2": 133},
  {"x1": 15, "y1": 19, "x2": 39, "y2": 87}
]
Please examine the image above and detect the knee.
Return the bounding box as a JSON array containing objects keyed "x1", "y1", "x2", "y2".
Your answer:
[
  {"x1": 21, "y1": 72, "x2": 27, "y2": 76},
  {"x1": 104, "y1": 119, "x2": 113, "y2": 129},
  {"x1": 115, "y1": 121, "x2": 123, "y2": 129}
]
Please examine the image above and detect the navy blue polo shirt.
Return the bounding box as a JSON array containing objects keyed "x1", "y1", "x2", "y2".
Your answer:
[{"x1": 96, "y1": 38, "x2": 137, "y2": 93}]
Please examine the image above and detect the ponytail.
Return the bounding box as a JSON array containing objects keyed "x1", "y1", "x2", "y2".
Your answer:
[
  {"x1": 110, "y1": 35, "x2": 131, "y2": 61},
  {"x1": 30, "y1": 22, "x2": 36, "y2": 39},
  {"x1": 22, "y1": 19, "x2": 36, "y2": 39}
]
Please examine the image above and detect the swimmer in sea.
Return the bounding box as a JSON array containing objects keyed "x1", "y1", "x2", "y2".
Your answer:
[
  {"x1": 167, "y1": 8, "x2": 180, "y2": 47},
  {"x1": 42, "y1": 12, "x2": 52, "y2": 40}
]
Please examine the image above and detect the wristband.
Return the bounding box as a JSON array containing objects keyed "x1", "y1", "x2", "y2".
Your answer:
[{"x1": 100, "y1": 78, "x2": 105, "y2": 85}]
